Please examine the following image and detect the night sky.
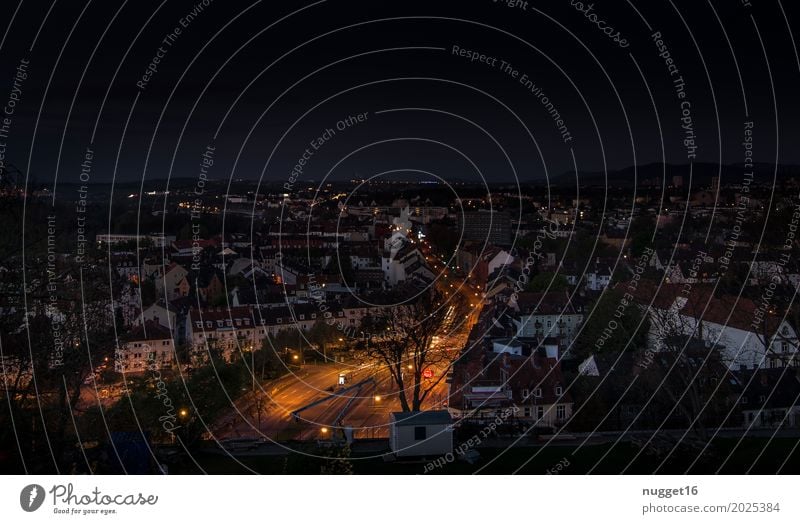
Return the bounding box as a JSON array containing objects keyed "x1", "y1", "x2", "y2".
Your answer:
[{"x1": 0, "y1": 0, "x2": 798, "y2": 190}]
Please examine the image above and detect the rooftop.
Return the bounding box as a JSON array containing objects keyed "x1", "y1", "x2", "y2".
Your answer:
[{"x1": 391, "y1": 410, "x2": 453, "y2": 426}]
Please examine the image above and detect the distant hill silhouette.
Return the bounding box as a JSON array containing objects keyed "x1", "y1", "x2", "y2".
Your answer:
[{"x1": 550, "y1": 162, "x2": 800, "y2": 188}]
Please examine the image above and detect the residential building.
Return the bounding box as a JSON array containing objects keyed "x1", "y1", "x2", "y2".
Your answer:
[
  {"x1": 115, "y1": 321, "x2": 175, "y2": 373},
  {"x1": 449, "y1": 341, "x2": 573, "y2": 429},
  {"x1": 510, "y1": 291, "x2": 584, "y2": 348}
]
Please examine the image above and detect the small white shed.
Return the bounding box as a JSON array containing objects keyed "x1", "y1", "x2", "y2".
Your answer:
[{"x1": 389, "y1": 410, "x2": 453, "y2": 458}]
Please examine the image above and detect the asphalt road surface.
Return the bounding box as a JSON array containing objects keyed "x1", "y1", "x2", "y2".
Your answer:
[
  {"x1": 212, "y1": 315, "x2": 472, "y2": 442},
  {"x1": 210, "y1": 242, "x2": 483, "y2": 442}
]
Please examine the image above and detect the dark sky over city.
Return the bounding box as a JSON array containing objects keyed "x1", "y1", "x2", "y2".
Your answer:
[{"x1": 0, "y1": 0, "x2": 798, "y2": 189}]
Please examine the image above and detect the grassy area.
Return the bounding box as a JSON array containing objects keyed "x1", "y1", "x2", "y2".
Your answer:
[{"x1": 168, "y1": 437, "x2": 800, "y2": 474}]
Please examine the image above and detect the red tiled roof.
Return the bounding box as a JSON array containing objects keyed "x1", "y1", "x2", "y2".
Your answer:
[
  {"x1": 127, "y1": 320, "x2": 172, "y2": 342},
  {"x1": 516, "y1": 291, "x2": 576, "y2": 315},
  {"x1": 618, "y1": 279, "x2": 783, "y2": 336},
  {"x1": 615, "y1": 280, "x2": 691, "y2": 310},
  {"x1": 189, "y1": 306, "x2": 252, "y2": 323},
  {"x1": 449, "y1": 348, "x2": 570, "y2": 410}
]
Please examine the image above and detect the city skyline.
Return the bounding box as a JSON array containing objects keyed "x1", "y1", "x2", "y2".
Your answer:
[{"x1": 2, "y1": 0, "x2": 800, "y2": 486}]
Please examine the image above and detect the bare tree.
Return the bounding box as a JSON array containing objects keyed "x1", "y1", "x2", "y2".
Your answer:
[
  {"x1": 642, "y1": 297, "x2": 732, "y2": 438},
  {"x1": 0, "y1": 262, "x2": 116, "y2": 472},
  {"x1": 359, "y1": 288, "x2": 460, "y2": 412},
  {"x1": 748, "y1": 263, "x2": 800, "y2": 368}
]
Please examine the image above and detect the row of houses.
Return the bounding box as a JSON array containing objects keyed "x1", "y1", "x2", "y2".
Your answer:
[
  {"x1": 117, "y1": 300, "x2": 388, "y2": 372},
  {"x1": 448, "y1": 256, "x2": 577, "y2": 429}
]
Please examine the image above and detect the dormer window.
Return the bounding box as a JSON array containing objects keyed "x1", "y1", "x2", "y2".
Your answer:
[
  {"x1": 555, "y1": 386, "x2": 563, "y2": 396},
  {"x1": 522, "y1": 388, "x2": 530, "y2": 399},
  {"x1": 533, "y1": 388, "x2": 542, "y2": 398}
]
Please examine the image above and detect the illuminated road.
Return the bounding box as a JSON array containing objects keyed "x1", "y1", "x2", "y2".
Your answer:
[
  {"x1": 211, "y1": 311, "x2": 472, "y2": 442},
  {"x1": 210, "y1": 239, "x2": 484, "y2": 442}
]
